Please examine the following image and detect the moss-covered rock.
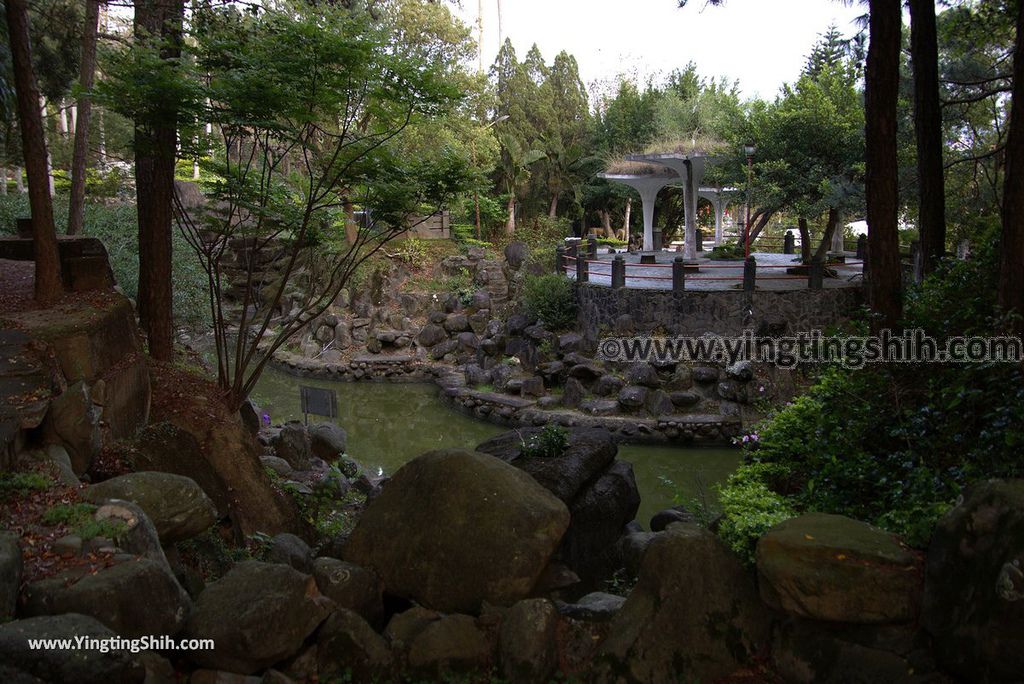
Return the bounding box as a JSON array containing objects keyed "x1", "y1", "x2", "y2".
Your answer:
[
  {"x1": 183, "y1": 561, "x2": 333, "y2": 674},
  {"x1": 923, "y1": 479, "x2": 1024, "y2": 682},
  {"x1": 756, "y1": 513, "x2": 923, "y2": 624},
  {"x1": 83, "y1": 471, "x2": 216, "y2": 544},
  {"x1": 344, "y1": 449, "x2": 569, "y2": 614},
  {"x1": 597, "y1": 523, "x2": 769, "y2": 682}
]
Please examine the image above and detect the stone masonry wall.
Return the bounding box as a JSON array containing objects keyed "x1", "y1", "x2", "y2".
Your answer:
[{"x1": 576, "y1": 283, "x2": 865, "y2": 337}]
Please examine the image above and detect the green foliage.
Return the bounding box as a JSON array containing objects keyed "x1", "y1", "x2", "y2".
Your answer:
[
  {"x1": 708, "y1": 241, "x2": 745, "y2": 260},
  {"x1": 51, "y1": 168, "x2": 128, "y2": 199},
  {"x1": 0, "y1": 471, "x2": 51, "y2": 501},
  {"x1": 720, "y1": 244, "x2": 1024, "y2": 550},
  {"x1": 0, "y1": 195, "x2": 209, "y2": 326},
  {"x1": 716, "y1": 463, "x2": 796, "y2": 564},
  {"x1": 176, "y1": 528, "x2": 252, "y2": 583},
  {"x1": 522, "y1": 273, "x2": 577, "y2": 331},
  {"x1": 267, "y1": 464, "x2": 366, "y2": 545},
  {"x1": 520, "y1": 425, "x2": 569, "y2": 459},
  {"x1": 42, "y1": 503, "x2": 127, "y2": 541}
]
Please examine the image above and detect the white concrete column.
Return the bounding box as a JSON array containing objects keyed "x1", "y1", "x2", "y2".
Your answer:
[
  {"x1": 640, "y1": 185, "x2": 658, "y2": 252},
  {"x1": 714, "y1": 199, "x2": 724, "y2": 246}
]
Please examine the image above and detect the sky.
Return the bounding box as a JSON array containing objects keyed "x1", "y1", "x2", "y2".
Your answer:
[{"x1": 454, "y1": 0, "x2": 867, "y2": 102}]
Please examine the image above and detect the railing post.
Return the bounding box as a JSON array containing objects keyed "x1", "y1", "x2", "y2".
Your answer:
[
  {"x1": 783, "y1": 230, "x2": 795, "y2": 255},
  {"x1": 743, "y1": 256, "x2": 757, "y2": 292},
  {"x1": 809, "y1": 258, "x2": 824, "y2": 290},
  {"x1": 576, "y1": 246, "x2": 588, "y2": 283},
  {"x1": 587, "y1": 236, "x2": 598, "y2": 260},
  {"x1": 612, "y1": 255, "x2": 625, "y2": 289},
  {"x1": 856, "y1": 234, "x2": 867, "y2": 260},
  {"x1": 672, "y1": 257, "x2": 686, "y2": 292},
  {"x1": 555, "y1": 245, "x2": 565, "y2": 275}
]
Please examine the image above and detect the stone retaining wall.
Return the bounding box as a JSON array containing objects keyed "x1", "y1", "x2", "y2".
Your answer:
[
  {"x1": 271, "y1": 353, "x2": 741, "y2": 445},
  {"x1": 576, "y1": 283, "x2": 865, "y2": 337}
]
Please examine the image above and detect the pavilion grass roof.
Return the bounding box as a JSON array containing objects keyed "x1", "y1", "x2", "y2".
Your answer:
[
  {"x1": 640, "y1": 136, "x2": 728, "y2": 158},
  {"x1": 603, "y1": 160, "x2": 669, "y2": 176}
]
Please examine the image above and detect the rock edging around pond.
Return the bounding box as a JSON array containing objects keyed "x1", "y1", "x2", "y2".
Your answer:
[{"x1": 267, "y1": 351, "x2": 745, "y2": 446}]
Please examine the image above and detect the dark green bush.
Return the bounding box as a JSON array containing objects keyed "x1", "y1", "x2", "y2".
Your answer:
[
  {"x1": 521, "y1": 425, "x2": 569, "y2": 459},
  {"x1": 718, "y1": 239, "x2": 1024, "y2": 558},
  {"x1": 522, "y1": 273, "x2": 577, "y2": 330}
]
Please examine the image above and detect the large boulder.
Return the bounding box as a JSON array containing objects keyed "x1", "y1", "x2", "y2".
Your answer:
[
  {"x1": 0, "y1": 532, "x2": 21, "y2": 620},
  {"x1": 45, "y1": 381, "x2": 101, "y2": 475},
  {"x1": 266, "y1": 533, "x2": 313, "y2": 574},
  {"x1": 83, "y1": 472, "x2": 217, "y2": 544},
  {"x1": 317, "y1": 609, "x2": 393, "y2": 682},
  {"x1": 477, "y1": 429, "x2": 638, "y2": 581},
  {"x1": 923, "y1": 479, "x2": 1024, "y2": 682},
  {"x1": 183, "y1": 561, "x2": 334, "y2": 674},
  {"x1": 132, "y1": 422, "x2": 230, "y2": 516},
  {"x1": 499, "y1": 599, "x2": 559, "y2": 684},
  {"x1": 771, "y1": 617, "x2": 943, "y2": 684},
  {"x1": 560, "y1": 461, "x2": 640, "y2": 581},
  {"x1": 757, "y1": 513, "x2": 923, "y2": 624},
  {"x1": 344, "y1": 449, "x2": 570, "y2": 613},
  {"x1": 0, "y1": 614, "x2": 145, "y2": 683},
  {"x1": 313, "y1": 557, "x2": 384, "y2": 627},
  {"x1": 597, "y1": 524, "x2": 769, "y2": 683},
  {"x1": 272, "y1": 421, "x2": 312, "y2": 471},
  {"x1": 309, "y1": 423, "x2": 348, "y2": 460},
  {"x1": 149, "y1": 406, "x2": 304, "y2": 538},
  {"x1": 407, "y1": 614, "x2": 492, "y2": 676},
  {"x1": 21, "y1": 558, "x2": 192, "y2": 638},
  {"x1": 476, "y1": 427, "x2": 617, "y2": 503}
]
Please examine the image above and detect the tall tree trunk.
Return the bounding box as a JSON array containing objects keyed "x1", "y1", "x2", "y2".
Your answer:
[
  {"x1": 134, "y1": 0, "x2": 183, "y2": 362},
  {"x1": 999, "y1": 0, "x2": 1024, "y2": 329},
  {"x1": 6, "y1": 0, "x2": 62, "y2": 304},
  {"x1": 15, "y1": 166, "x2": 24, "y2": 193},
  {"x1": 548, "y1": 192, "x2": 559, "y2": 219},
  {"x1": 505, "y1": 195, "x2": 515, "y2": 235},
  {"x1": 865, "y1": 0, "x2": 904, "y2": 329},
  {"x1": 909, "y1": 0, "x2": 946, "y2": 277},
  {"x1": 798, "y1": 217, "x2": 812, "y2": 262},
  {"x1": 813, "y1": 207, "x2": 841, "y2": 262},
  {"x1": 68, "y1": 0, "x2": 100, "y2": 236},
  {"x1": 621, "y1": 197, "x2": 632, "y2": 235}
]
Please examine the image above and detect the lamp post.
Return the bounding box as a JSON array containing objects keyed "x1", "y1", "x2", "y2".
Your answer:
[
  {"x1": 743, "y1": 142, "x2": 756, "y2": 258},
  {"x1": 473, "y1": 114, "x2": 510, "y2": 241}
]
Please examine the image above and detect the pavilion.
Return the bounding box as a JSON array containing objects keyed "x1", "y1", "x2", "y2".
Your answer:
[{"x1": 599, "y1": 151, "x2": 740, "y2": 257}]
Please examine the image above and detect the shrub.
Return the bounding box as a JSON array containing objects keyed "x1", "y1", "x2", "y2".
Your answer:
[
  {"x1": 720, "y1": 238, "x2": 1024, "y2": 549},
  {"x1": 520, "y1": 425, "x2": 569, "y2": 459},
  {"x1": 716, "y1": 463, "x2": 796, "y2": 564},
  {"x1": 708, "y1": 241, "x2": 744, "y2": 260},
  {"x1": 522, "y1": 273, "x2": 577, "y2": 330}
]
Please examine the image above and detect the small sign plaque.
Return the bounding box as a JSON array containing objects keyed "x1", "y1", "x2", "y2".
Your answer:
[{"x1": 299, "y1": 386, "x2": 338, "y2": 424}]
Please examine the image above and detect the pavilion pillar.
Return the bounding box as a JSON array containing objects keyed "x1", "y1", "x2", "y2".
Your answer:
[
  {"x1": 640, "y1": 186, "x2": 658, "y2": 252},
  {"x1": 714, "y1": 199, "x2": 724, "y2": 246},
  {"x1": 683, "y1": 160, "x2": 698, "y2": 260}
]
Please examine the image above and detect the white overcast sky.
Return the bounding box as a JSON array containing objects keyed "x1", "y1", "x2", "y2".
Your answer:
[{"x1": 454, "y1": 0, "x2": 867, "y2": 102}]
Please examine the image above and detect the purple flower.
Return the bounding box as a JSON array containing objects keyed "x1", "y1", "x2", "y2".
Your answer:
[{"x1": 262, "y1": 412, "x2": 272, "y2": 426}]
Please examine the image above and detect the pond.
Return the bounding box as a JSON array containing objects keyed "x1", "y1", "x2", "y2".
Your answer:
[{"x1": 251, "y1": 367, "x2": 742, "y2": 527}]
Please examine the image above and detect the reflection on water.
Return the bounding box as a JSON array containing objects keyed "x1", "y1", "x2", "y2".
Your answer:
[{"x1": 252, "y1": 367, "x2": 741, "y2": 528}]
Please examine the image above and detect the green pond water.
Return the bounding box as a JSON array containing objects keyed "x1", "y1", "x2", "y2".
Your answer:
[{"x1": 251, "y1": 368, "x2": 742, "y2": 526}]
